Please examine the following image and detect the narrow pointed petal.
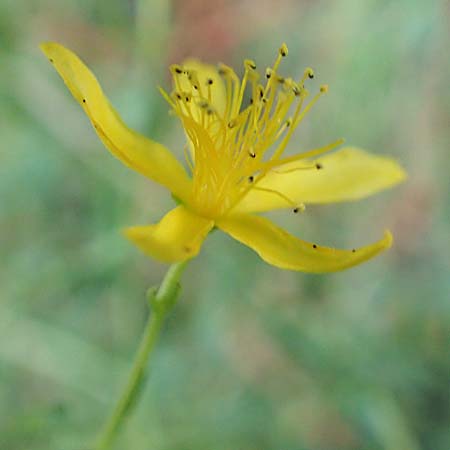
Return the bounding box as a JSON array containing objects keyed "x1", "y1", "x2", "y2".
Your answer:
[
  {"x1": 236, "y1": 147, "x2": 406, "y2": 213},
  {"x1": 40, "y1": 42, "x2": 191, "y2": 202},
  {"x1": 124, "y1": 206, "x2": 214, "y2": 263},
  {"x1": 217, "y1": 214, "x2": 393, "y2": 272}
]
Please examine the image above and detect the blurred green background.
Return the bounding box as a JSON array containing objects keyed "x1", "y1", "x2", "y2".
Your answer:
[{"x1": 1, "y1": 0, "x2": 449, "y2": 449}]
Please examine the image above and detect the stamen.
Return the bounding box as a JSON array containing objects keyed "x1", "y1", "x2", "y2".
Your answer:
[
  {"x1": 169, "y1": 65, "x2": 185, "y2": 93},
  {"x1": 273, "y1": 119, "x2": 292, "y2": 141},
  {"x1": 158, "y1": 86, "x2": 176, "y2": 109},
  {"x1": 270, "y1": 88, "x2": 308, "y2": 160},
  {"x1": 303, "y1": 67, "x2": 314, "y2": 81},
  {"x1": 170, "y1": 64, "x2": 183, "y2": 75},
  {"x1": 262, "y1": 138, "x2": 344, "y2": 172},
  {"x1": 218, "y1": 63, "x2": 240, "y2": 121},
  {"x1": 273, "y1": 85, "x2": 328, "y2": 159},
  {"x1": 206, "y1": 78, "x2": 213, "y2": 102},
  {"x1": 233, "y1": 60, "x2": 253, "y2": 117},
  {"x1": 292, "y1": 84, "x2": 302, "y2": 96},
  {"x1": 244, "y1": 59, "x2": 257, "y2": 70},
  {"x1": 293, "y1": 204, "x2": 306, "y2": 213},
  {"x1": 251, "y1": 186, "x2": 298, "y2": 208},
  {"x1": 279, "y1": 43, "x2": 288, "y2": 57},
  {"x1": 271, "y1": 162, "x2": 322, "y2": 174},
  {"x1": 163, "y1": 44, "x2": 340, "y2": 218}
]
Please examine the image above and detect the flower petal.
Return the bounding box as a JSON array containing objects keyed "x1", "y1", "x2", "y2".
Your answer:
[
  {"x1": 236, "y1": 147, "x2": 406, "y2": 213},
  {"x1": 40, "y1": 42, "x2": 192, "y2": 202},
  {"x1": 217, "y1": 214, "x2": 393, "y2": 272},
  {"x1": 124, "y1": 206, "x2": 214, "y2": 263}
]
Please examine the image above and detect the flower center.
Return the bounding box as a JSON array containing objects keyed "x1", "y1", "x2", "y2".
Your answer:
[{"x1": 160, "y1": 44, "x2": 341, "y2": 219}]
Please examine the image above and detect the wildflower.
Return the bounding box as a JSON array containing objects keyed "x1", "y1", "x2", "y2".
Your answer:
[{"x1": 40, "y1": 42, "x2": 406, "y2": 272}]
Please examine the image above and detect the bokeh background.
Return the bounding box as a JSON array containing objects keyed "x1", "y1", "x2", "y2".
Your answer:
[{"x1": 1, "y1": 0, "x2": 449, "y2": 449}]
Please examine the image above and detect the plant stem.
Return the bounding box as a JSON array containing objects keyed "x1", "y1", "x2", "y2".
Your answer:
[{"x1": 93, "y1": 261, "x2": 189, "y2": 450}]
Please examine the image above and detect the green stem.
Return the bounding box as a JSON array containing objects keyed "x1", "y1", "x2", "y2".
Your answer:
[{"x1": 93, "y1": 261, "x2": 189, "y2": 450}]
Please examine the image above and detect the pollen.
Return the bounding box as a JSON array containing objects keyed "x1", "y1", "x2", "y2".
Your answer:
[{"x1": 160, "y1": 43, "x2": 339, "y2": 219}]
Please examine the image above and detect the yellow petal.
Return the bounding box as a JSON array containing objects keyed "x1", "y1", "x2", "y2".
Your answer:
[
  {"x1": 236, "y1": 147, "x2": 406, "y2": 213},
  {"x1": 40, "y1": 42, "x2": 192, "y2": 202},
  {"x1": 217, "y1": 214, "x2": 393, "y2": 272},
  {"x1": 124, "y1": 206, "x2": 214, "y2": 263}
]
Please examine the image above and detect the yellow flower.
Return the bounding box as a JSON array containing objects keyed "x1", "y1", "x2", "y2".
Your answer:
[{"x1": 40, "y1": 42, "x2": 406, "y2": 272}]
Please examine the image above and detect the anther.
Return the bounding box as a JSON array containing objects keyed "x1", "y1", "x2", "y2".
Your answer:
[
  {"x1": 206, "y1": 78, "x2": 214, "y2": 85},
  {"x1": 217, "y1": 63, "x2": 232, "y2": 76},
  {"x1": 170, "y1": 64, "x2": 183, "y2": 75},
  {"x1": 258, "y1": 86, "x2": 264, "y2": 99},
  {"x1": 265, "y1": 68, "x2": 273, "y2": 79},
  {"x1": 352, "y1": 249, "x2": 356, "y2": 253},
  {"x1": 248, "y1": 175, "x2": 254, "y2": 183},
  {"x1": 249, "y1": 151, "x2": 256, "y2": 158},
  {"x1": 292, "y1": 84, "x2": 301, "y2": 96},
  {"x1": 197, "y1": 100, "x2": 209, "y2": 109},
  {"x1": 82, "y1": 98, "x2": 86, "y2": 103},
  {"x1": 313, "y1": 244, "x2": 317, "y2": 249},
  {"x1": 304, "y1": 67, "x2": 314, "y2": 79},
  {"x1": 245, "y1": 59, "x2": 257, "y2": 70},
  {"x1": 293, "y1": 204, "x2": 305, "y2": 214},
  {"x1": 228, "y1": 119, "x2": 237, "y2": 128},
  {"x1": 285, "y1": 118, "x2": 292, "y2": 127},
  {"x1": 277, "y1": 76, "x2": 285, "y2": 84},
  {"x1": 320, "y1": 84, "x2": 329, "y2": 93},
  {"x1": 315, "y1": 163, "x2": 323, "y2": 170},
  {"x1": 279, "y1": 43, "x2": 288, "y2": 57}
]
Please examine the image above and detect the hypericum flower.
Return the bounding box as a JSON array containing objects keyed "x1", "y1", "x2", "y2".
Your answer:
[{"x1": 41, "y1": 42, "x2": 406, "y2": 272}]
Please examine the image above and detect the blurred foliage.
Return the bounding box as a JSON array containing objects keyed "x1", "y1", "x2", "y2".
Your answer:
[{"x1": 1, "y1": 0, "x2": 449, "y2": 449}]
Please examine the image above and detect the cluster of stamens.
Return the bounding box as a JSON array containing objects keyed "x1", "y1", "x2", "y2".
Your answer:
[{"x1": 159, "y1": 43, "x2": 343, "y2": 219}]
